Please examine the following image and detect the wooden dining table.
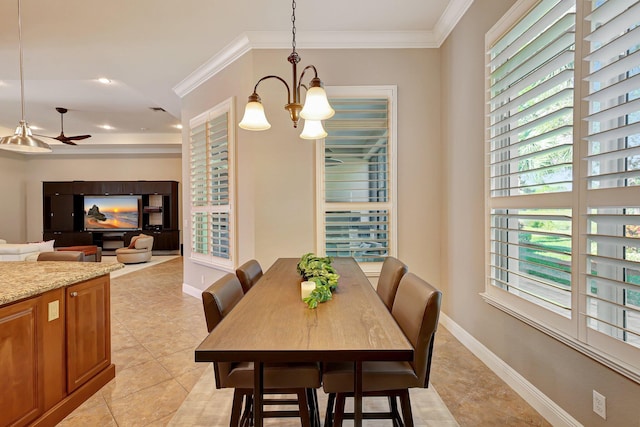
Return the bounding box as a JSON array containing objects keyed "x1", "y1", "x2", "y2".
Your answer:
[{"x1": 195, "y1": 257, "x2": 413, "y2": 427}]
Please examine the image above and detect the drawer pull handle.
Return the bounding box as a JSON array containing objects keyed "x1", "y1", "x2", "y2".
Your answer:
[{"x1": 70, "y1": 291, "x2": 78, "y2": 297}]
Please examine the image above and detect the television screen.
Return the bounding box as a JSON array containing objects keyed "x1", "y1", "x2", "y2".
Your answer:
[{"x1": 84, "y1": 195, "x2": 141, "y2": 231}]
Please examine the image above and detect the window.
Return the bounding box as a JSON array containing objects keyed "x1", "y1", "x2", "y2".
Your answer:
[
  {"x1": 316, "y1": 86, "x2": 397, "y2": 275},
  {"x1": 485, "y1": 0, "x2": 640, "y2": 380},
  {"x1": 189, "y1": 98, "x2": 236, "y2": 269}
]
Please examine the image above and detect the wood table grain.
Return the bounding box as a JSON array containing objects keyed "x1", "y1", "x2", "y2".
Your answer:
[{"x1": 195, "y1": 257, "x2": 413, "y2": 427}]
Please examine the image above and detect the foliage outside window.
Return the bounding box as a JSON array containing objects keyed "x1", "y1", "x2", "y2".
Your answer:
[
  {"x1": 485, "y1": 0, "x2": 640, "y2": 381},
  {"x1": 316, "y1": 86, "x2": 397, "y2": 275},
  {"x1": 189, "y1": 98, "x2": 236, "y2": 269}
]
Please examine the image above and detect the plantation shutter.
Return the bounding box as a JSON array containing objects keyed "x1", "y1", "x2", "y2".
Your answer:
[
  {"x1": 208, "y1": 113, "x2": 231, "y2": 260},
  {"x1": 487, "y1": 0, "x2": 576, "y2": 318},
  {"x1": 320, "y1": 91, "x2": 395, "y2": 265},
  {"x1": 583, "y1": 0, "x2": 640, "y2": 349},
  {"x1": 189, "y1": 99, "x2": 235, "y2": 267},
  {"x1": 190, "y1": 120, "x2": 208, "y2": 256}
]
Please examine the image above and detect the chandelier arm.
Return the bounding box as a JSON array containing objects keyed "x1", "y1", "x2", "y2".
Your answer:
[
  {"x1": 297, "y1": 65, "x2": 319, "y2": 94},
  {"x1": 254, "y1": 75, "x2": 292, "y2": 104}
]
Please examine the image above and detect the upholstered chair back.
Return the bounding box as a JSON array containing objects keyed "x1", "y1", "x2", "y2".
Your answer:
[
  {"x1": 377, "y1": 256, "x2": 408, "y2": 310},
  {"x1": 391, "y1": 272, "x2": 442, "y2": 388},
  {"x1": 201, "y1": 273, "x2": 245, "y2": 389},
  {"x1": 235, "y1": 259, "x2": 263, "y2": 293}
]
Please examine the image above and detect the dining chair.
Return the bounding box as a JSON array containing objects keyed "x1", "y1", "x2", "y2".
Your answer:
[
  {"x1": 235, "y1": 259, "x2": 263, "y2": 293},
  {"x1": 322, "y1": 272, "x2": 442, "y2": 427},
  {"x1": 202, "y1": 273, "x2": 321, "y2": 427},
  {"x1": 376, "y1": 256, "x2": 408, "y2": 310}
]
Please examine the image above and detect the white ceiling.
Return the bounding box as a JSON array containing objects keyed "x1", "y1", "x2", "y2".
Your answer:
[{"x1": 0, "y1": 0, "x2": 469, "y2": 149}]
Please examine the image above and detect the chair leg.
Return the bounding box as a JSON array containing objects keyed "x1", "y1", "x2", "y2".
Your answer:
[
  {"x1": 297, "y1": 389, "x2": 312, "y2": 427},
  {"x1": 324, "y1": 392, "x2": 336, "y2": 427},
  {"x1": 389, "y1": 394, "x2": 404, "y2": 427},
  {"x1": 230, "y1": 389, "x2": 244, "y2": 426},
  {"x1": 307, "y1": 388, "x2": 320, "y2": 427},
  {"x1": 241, "y1": 394, "x2": 253, "y2": 427},
  {"x1": 333, "y1": 393, "x2": 346, "y2": 427},
  {"x1": 398, "y1": 389, "x2": 414, "y2": 427}
]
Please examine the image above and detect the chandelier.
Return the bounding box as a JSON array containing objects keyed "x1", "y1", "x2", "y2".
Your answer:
[
  {"x1": 238, "y1": 0, "x2": 335, "y2": 140},
  {"x1": 0, "y1": 0, "x2": 52, "y2": 153}
]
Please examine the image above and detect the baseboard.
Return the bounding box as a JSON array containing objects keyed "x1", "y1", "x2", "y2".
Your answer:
[
  {"x1": 182, "y1": 282, "x2": 202, "y2": 300},
  {"x1": 439, "y1": 313, "x2": 582, "y2": 427}
]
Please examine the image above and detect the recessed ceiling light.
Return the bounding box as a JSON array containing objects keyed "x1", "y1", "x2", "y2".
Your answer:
[
  {"x1": 98, "y1": 77, "x2": 112, "y2": 84},
  {"x1": 28, "y1": 125, "x2": 41, "y2": 130},
  {"x1": 99, "y1": 124, "x2": 114, "y2": 130},
  {"x1": 174, "y1": 124, "x2": 183, "y2": 130}
]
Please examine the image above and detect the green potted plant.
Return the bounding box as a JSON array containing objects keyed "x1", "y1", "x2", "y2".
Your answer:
[{"x1": 297, "y1": 253, "x2": 340, "y2": 308}]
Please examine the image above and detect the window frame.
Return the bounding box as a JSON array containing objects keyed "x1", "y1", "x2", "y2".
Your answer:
[
  {"x1": 188, "y1": 97, "x2": 237, "y2": 271},
  {"x1": 315, "y1": 86, "x2": 398, "y2": 276},
  {"x1": 483, "y1": 0, "x2": 640, "y2": 383}
]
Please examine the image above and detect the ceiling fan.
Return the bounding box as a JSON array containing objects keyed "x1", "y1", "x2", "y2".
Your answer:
[{"x1": 46, "y1": 107, "x2": 92, "y2": 145}]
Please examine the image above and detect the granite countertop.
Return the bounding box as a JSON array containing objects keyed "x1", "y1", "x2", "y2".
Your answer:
[{"x1": 0, "y1": 261, "x2": 124, "y2": 306}]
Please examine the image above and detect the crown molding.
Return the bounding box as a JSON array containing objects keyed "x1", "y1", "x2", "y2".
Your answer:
[
  {"x1": 173, "y1": 30, "x2": 436, "y2": 98},
  {"x1": 434, "y1": 0, "x2": 475, "y2": 46},
  {"x1": 173, "y1": 34, "x2": 252, "y2": 98},
  {"x1": 173, "y1": 0, "x2": 474, "y2": 98}
]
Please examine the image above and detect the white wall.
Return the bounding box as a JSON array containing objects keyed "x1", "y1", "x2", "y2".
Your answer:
[
  {"x1": 180, "y1": 47, "x2": 441, "y2": 293},
  {"x1": 0, "y1": 152, "x2": 27, "y2": 242},
  {"x1": 0, "y1": 152, "x2": 181, "y2": 243},
  {"x1": 440, "y1": 1, "x2": 640, "y2": 425}
]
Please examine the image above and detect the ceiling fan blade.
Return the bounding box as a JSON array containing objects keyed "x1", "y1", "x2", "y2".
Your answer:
[
  {"x1": 65, "y1": 135, "x2": 92, "y2": 141},
  {"x1": 34, "y1": 133, "x2": 57, "y2": 141},
  {"x1": 56, "y1": 138, "x2": 77, "y2": 146}
]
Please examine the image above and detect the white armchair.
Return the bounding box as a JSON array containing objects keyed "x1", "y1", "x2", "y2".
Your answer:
[{"x1": 115, "y1": 234, "x2": 154, "y2": 264}]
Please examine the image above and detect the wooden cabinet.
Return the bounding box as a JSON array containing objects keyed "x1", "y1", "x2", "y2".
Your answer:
[
  {"x1": 0, "y1": 298, "x2": 43, "y2": 427},
  {"x1": 43, "y1": 231, "x2": 94, "y2": 248},
  {"x1": 43, "y1": 194, "x2": 74, "y2": 232},
  {"x1": 0, "y1": 276, "x2": 114, "y2": 427},
  {"x1": 66, "y1": 276, "x2": 111, "y2": 392},
  {"x1": 42, "y1": 181, "x2": 180, "y2": 251}
]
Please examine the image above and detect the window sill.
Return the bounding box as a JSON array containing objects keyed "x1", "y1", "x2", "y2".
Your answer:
[{"x1": 189, "y1": 255, "x2": 234, "y2": 273}]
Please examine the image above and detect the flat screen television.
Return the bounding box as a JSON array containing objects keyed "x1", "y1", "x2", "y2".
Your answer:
[{"x1": 83, "y1": 195, "x2": 142, "y2": 231}]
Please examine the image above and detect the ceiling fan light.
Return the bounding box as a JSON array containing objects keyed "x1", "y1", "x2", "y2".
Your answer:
[
  {"x1": 0, "y1": 121, "x2": 51, "y2": 153},
  {"x1": 239, "y1": 99, "x2": 271, "y2": 131},
  {"x1": 300, "y1": 85, "x2": 335, "y2": 121},
  {"x1": 300, "y1": 119, "x2": 327, "y2": 140}
]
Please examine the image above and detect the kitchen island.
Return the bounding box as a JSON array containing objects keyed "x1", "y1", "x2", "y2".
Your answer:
[{"x1": 0, "y1": 261, "x2": 123, "y2": 427}]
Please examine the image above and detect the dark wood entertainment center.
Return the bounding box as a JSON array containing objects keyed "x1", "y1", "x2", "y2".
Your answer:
[{"x1": 43, "y1": 181, "x2": 180, "y2": 253}]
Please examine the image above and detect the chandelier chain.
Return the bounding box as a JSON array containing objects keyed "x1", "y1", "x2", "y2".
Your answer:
[{"x1": 291, "y1": 0, "x2": 296, "y2": 53}]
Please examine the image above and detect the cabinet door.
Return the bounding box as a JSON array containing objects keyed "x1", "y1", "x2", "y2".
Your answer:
[
  {"x1": 44, "y1": 231, "x2": 94, "y2": 248},
  {"x1": 43, "y1": 181, "x2": 73, "y2": 196},
  {"x1": 148, "y1": 230, "x2": 179, "y2": 250},
  {"x1": 49, "y1": 195, "x2": 75, "y2": 231},
  {"x1": 66, "y1": 276, "x2": 111, "y2": 393},
  {"x1": 0, "y1": 298, "x2": 43, "y2": 427}
]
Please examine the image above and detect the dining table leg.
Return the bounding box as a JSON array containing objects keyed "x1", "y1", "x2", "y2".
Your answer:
[
  {"x1": 354, "y1": 360, "x2": 363, "y2": 427},
  {"x1": 254, "y1": 361, "x2": 264, "y2": 427}
]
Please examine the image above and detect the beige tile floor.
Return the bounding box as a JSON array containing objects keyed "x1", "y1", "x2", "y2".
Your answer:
[
  {"x1": 59, "y1": 257, "x2": 208, "y2": 427},
  {"x1": 60, "y1": 257, "x2": 549, "y2": 426}
]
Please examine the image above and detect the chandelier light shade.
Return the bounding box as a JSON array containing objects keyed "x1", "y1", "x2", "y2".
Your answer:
[
  {"x1": 300, "y1": 119, "x2": 328, "y2": 140},
  {"x1": 0, "y1": 0, "x2": 51, "y2": 153},
  {"x1": 299, "y1": 80, "x2": 335, "y2": 121},
  {"x1": 238, "y1": 0, "x2": 334, "y2": 140},
  {"x1": 238, "y1": 94, "x2": 271, "y2": 130}
]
